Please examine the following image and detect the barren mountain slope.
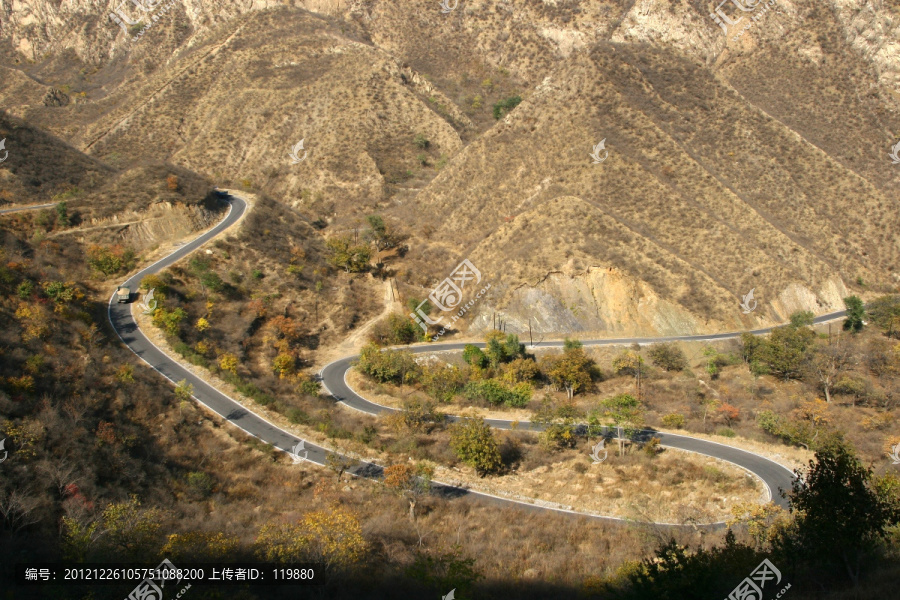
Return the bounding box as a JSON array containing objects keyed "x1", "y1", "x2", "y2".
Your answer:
[
  {"x1": 2, "y1": 2, "x2": 900, "y2": 337},
  {"x1": 400, "y1": 43, "x2": 898, "y2": 332}
]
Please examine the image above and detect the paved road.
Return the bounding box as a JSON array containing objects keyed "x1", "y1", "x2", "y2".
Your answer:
[
  {"x1": 320, "y1": 311, "x2": 847, "y2": 513},
  {"x1": 0, "y1": 203, "x2": 56, "y2": 214},
  {"x1": 107, "y1": 193, "x2": 839, "y2": 527}
]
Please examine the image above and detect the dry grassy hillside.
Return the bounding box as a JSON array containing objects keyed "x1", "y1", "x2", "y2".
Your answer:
[
  {"x1": 401, "y1": 42, "x2": 899, "y2": 333},
  {"x1": 3, "y1": 1, "x2": 900, "y2": 336}
]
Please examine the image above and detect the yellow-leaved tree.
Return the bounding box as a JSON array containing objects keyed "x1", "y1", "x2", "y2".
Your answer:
[
  {"x1": 256, "y1": 506, "x2": 367, "y2": 572},
  {"x1": 161, "y1": 531, "x2": 239, "y2": 562}
]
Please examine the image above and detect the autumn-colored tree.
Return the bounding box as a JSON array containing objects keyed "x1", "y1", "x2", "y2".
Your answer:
[
  {"x1": 383, "y1": 462, "x2": 434, "y2": 521},
  {"x1": 196, "y1": 317, "x2": 210, "y2": 332},
  {"x1": 727, "y1": 502, "x2": 791, "y2": 550},
  {"x1": 15, "y1": 302, "x2": 49, "y2": 341},
  {"x1": 219, "y1": 353, "x2": 239, "y2": 375},
  {"x1": 357, "y1": 343, "x2": 419, "y2": 386},
  {"x1": 256, "y1": 507, "x2": 367, "y2": 571},
  {"x1": 166, "y1": 174, "x2": 179, "y2": 190},
  {"x1": 867, "y1": 295, "x2": 900, "y2": 337},
  {"x1": 140, "y1": 273, "x2": 167, "y2": 291},
  {"x1": 85, "y1": 245, "x2": 135, "y2": 277},
  {"x1": 63, "y1": 496, "x2": 164, "y2": 561},
  {"x1": 116, "y1": 364, "x2": 135, "y2": 384},
  {"x1": 272, "y1": 353, "x2": 295, "y2": 379},
  {"x1": 717, "y1": 403, "x2": 740, "y2": 426},
  {"x1": 95, "y1": 421, "x2": 117, "y2": 446},
  {"x1": 540, "y1": 344, "x2": 595, "y2": 399},
  {"x1": 152, "y1": 306, "x2": 187, "y2": 336},
  {"x1": 42, "y1": 280, "x2": 78, "y2": 306},
  {"x1": 269, "y1": 315, "x2": 301, "y2": 341},
  {"x1": 500, "y1": 357, "x2": 540, "y2": 384},
  {"x1": 161, "y1": 531, "x2": 239, "y2": 562}
]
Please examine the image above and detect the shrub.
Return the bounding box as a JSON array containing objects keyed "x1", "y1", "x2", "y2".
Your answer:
[
  {"x1": 385, "y1": 397, "x2": 443, "y2": 433},
  {"x1": 286, "y1": 408, "x2": 310, "y2": 424},
  {"x1": 419, "y1": 363, "x2": 467, "y2": 402},
  {"x1": 493, "y1": 95, "x2": 522, "y2": 119},
  {"x1": 789, "y1": 310, "x2": 815, "y2": 328},
  {"x1": 648, "y1": 343, "x2": 687, "y2": 371},
  {"x1": 500, "y1": 358, "x2": 540, "y2": 384},
  {"x1": 462, "y1": 379, "x2": 532, "y2": 408},
  {"x1": 55, "y1": 202, "x2": 70, "y2": 227},
  {"x1": 185, "y1": 472, "x2": 214, "y2": 497},
  {"x1": 357, "y1": 343, "x2": 419, "y2": 385},
  {"x1": 716, "y1": 427, "x2": 736, "y2": 438},
  {"x1": 86, "y1": 245, "x2": 136, "y2": 276},
  {"x1": 462, "y1": 344, "x2": 487, "y2": 368},
  {"x1": 612, "y1": 350, "x2": 644, "y2": 376},
  {"x1": 449, "y1": 418, "x2": 501, "y2": 475},
  {"x1": 661, "y1": 413, "x2": 686, "y2": 429},
  {"x1": 325, "y1": 236, "x2": 370, "y2": 273},
  {"x1": 369, "y1": 312, "x2": 419, "y2": 346},
  {"x1": 541, "y1": 421, "x2": 578, "y2": 449}
]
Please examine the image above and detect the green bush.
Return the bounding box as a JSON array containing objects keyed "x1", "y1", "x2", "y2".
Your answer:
[
  {"x1": 462, "y1": 344, "x2": 487, "y2": 368},
  {"x1": 369, "y1": 313, "x2": 419, "y2": 346},
  {"x1": 286, "y1": 408, "x2": 310, "y2": 424},
  {"x1": 185, "y1": 472, "x2": 214, "y2": 497},
  {"x1": 357, "y1": 343, "x2": 419, "y2": 384},
  {"x1": 716, "y1": 427, "x2": 736, "y2": 438},
  {"x1": 493, "y1": 95, "x2": 523, "y2": 119},
  {"x1": 462, "y1": 379, "x2": 532, "y2": 408},
  {"x1": 449, "y1": 418, "x2": 501, "y2": 475}
]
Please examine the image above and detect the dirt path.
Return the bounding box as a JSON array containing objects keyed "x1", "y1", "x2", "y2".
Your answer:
[{"x1": 314, "y1": 278, "x2": 401, "y2": 369}]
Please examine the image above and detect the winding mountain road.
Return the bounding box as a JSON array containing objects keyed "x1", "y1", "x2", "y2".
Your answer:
[
  {"x1": 107, "y1": 193, "x2": 845, "y2": 527},
  {"x1": 0, "y1": 202, "x2": 56, "y2": 214}
]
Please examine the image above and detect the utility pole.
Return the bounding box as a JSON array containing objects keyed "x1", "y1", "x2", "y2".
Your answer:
[
  {"x1": 636, "y1": 356, "x2": 644, "y2": 402},
  {"x1": 529, "y1": 318, "x2": 533, "y2": 348}
]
